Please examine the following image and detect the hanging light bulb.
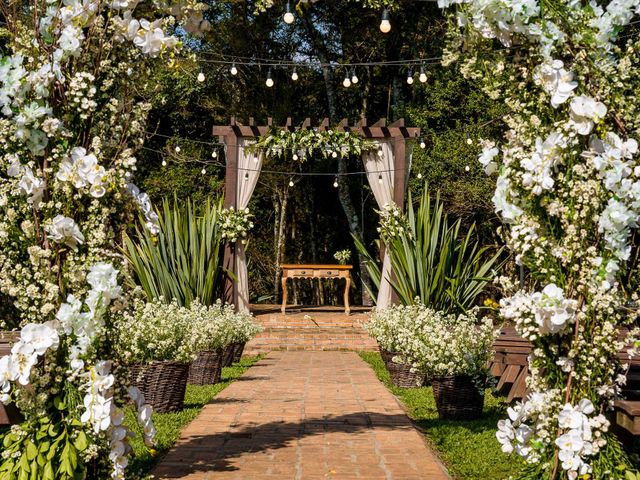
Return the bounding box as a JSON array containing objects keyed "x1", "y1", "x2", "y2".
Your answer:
[
  {"x1": 283, "y1": 1, "x2": 295, "y2": 24},
  {"x1": 377, "y1": 146, "x2": 384, "y2": 157},
  {"x1": 379, "y1": 9, "x2": 391, "y2": 33},
  {"x1": 266, "y1": 68, "x2": 274, "y2": 88},
  {"x1": 406, "y1": 69, "x2": 414, "y2": 85},
  {"x1": 466, "y1": 135, "x2": 473, "y2": 145},
  {"x1": 333, "y1": 177, "x2": 339, "y2": 188},
  {"x1": 288, "y1": 178, "x2": 294, "y2": 187},
  {"x1": 419, "y1": 66, "x2": 427, "y2": 83},
  {"x1": 162, "y1": 159, "x2": 167, "y2": 167},
  {"x1": 244, "y1": 172, "x2": 249, "y2": 181},
  {"x1": 417, "y1": 172, "x2": 423, "y2": 179},
  {"x1": 175, "y1": 146, "x2": 181, "y2": 153},
  {"x1": 291, "y1": 67, "x2": 298, "y2": 81},
  {"x1": 292, "y1": 152, "x2": 299, "y2": 161},
  {"x1": 465, "y1": 165, "x2": 470, "y2": 171},
  {"x1": 197, "y1": 72, "x2": 205, "y2": 82},
  {"x1": 351, "y1": 69, "x2": 358, "y2": 84},
  {"x1": 201, "y1": 167, "x2": 206, "y2": 175},
  {"x1": 212, "y1": 150, "x2": 217, "y2": 158},
  {"x1": 419, "y1": 138, "x2": 426, "y2": 149},
  {"x1": 378, "y1": 174, "x2": 383, "y2": 184},
  {"x1": 343, "y1": 72, "x2": 351, "y2": 88},
  {"x1": 230, "y1": 63, "x2": 238, "y2": 75}
]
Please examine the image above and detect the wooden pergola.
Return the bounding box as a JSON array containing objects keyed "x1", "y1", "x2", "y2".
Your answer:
[{"x1": 212, "y1": 117, "x2": 421, "y2": 307}]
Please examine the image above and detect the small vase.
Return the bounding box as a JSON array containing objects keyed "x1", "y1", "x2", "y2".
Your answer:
[{"x1": 431, "y1": 375, "x2": 484, "y2": 420}]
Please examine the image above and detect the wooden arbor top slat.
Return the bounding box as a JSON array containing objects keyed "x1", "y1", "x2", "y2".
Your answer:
[{"x1": 212, "y1": 117, "x2": 421, "y2": 139}]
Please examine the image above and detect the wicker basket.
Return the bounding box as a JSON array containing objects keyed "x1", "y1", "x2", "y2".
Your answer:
[
  {"x1": 222, "y1": 343, "x2": 237, "y2": 367},
  {"x1": 432, "y1": 375, "x2": 484, "y2": 420},
  {"x1": 380, "y1": 349, "x2": 425, "y2": 388},
  {"x1": 130, "y1": 361, "x2": 190, "y2": 413},
  {"x1": 232, "y1": 342, "x2": 246, "y2": 363},
  {"x1": 188, "y1": 350, "x2": 224, "y2": 385}
]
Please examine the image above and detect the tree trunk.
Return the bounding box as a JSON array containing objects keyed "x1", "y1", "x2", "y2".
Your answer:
[{"x1": 274, "y1": 187, "x2": 289, "y2": 303}]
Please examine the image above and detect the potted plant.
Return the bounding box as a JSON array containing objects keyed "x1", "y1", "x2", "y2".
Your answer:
[
  {"x1": 396, "y1": 307, "x2": 498, "y2": 420},
  {"x1": 219, "y1": 307, "x2": 262, "y2": 366},
  {"x1": 115, "y1": 298, "x2": 198, "y2": 413},
  {"x1": 365, "y1": 305, "x2": 427, "y2": 387}
]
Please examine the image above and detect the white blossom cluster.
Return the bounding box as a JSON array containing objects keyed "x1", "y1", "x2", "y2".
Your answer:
[
  {"x1": 440, "y1": 0, "x2": 640, "y2": 474},
  {"x1": 377, "y1": 202, "x2": 412, "y2": 240},
  {"x1": 219, "y1": 207, "x2": 254, "y2": 244}
]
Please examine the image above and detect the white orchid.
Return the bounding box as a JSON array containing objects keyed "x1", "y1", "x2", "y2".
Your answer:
[
  {"x1": 45, "y1": 214, "x2": 85, "y2": 250},
  {"x1": 478, "y1": 145, "x2": 499, "y2": 174},
  {"x1": 569, "y1": 96, "x2": 607, "y2": 135},
  {"x1": 20, "y1": 323, "x2": 59, "y2": 356},
  {"x1": 17, "y1": 167, "x2": 45, "y2": 208},
  {"x1": 535, "y1": 60, "x2": 577, "y2": 107},
  {"x1": 87, "y1": 263, "x2": 122, "y2": 301}
]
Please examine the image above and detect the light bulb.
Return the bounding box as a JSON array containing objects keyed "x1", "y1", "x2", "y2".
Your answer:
[
  {"x1": 406, "y1": 70, "x2": 414, "y2": 85},
  {"x1": 197, "y1": 72, "x2": 205, "y2": 82},
  {"x1": 283, "y1": 1, "x2": 295, "y2": 24},
  {"x1": 266, "y1": 69, "x2": 274, "y2": 87},
  {"x1": 331, "y1": 151, "x2": 338, "y2": 158},
  {"x1": 201, "y1": 167, "x2": 206, "y2": 175},
  {"x1": 244, "y1": 172, "x2": 249, "y2": 181},
  {"x1": 212, "y1": 150, "x2": 217, "y2": 158},
  {"x1": 419, "y1": 66, "x2": 427, "y2": 83},
  {"x1": 378, "y1": 174, "x2": 383, "y2": 184},
  {"x1": 351, "y1": 70, "x2": 359, "y2": 84},
  {"x1": 230, "y1": 63, "x2": 238, "y2": 75},
  {"x1": 465, "y1": 165, "x2": 470, "y2": 171},
  {"x1": 162, "y1": 160, "x2": 167, "y2": 167},
  {"x1": 379, "y1": 9, "x2": 391, "y2": 33},
  {"x1": 377, "y1": 148, "x2": 383, "y2": 157},
  {"x1": 343, "y1": 75, "x2": 351, "y2": 88},
  {"x1": 291, "y1": 68, "x2": 298, "y2": 81},
  {"x1": 333, "y1": 178, "x2": 339, "y2": 188},
  {"x1": 289, "y1": 179, "x2": 294, "y2": 187},
  {"x1": 175, "y1": 146, "x2": 181, "y2": 153},
  {"x1": 293, "y1": 153, "x2": 298, "y2": 161},
  {"x1": 419, "y1": 139, "x2": 426, "y2": 149},
  {"x1": 417, "y1": 172, "x2": 422, "y2": 179},
  {"x1": 466, "y1": 136, "x2": 473, "y2": 145}
]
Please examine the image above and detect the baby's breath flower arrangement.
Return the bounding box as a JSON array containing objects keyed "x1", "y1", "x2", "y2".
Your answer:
[
  {"x1": 377, "y1": 202, "x2": 412, "y2": 240},
  {"x1": 333, "y1": 249, "x2": 351, "y2": 265},
  {"x1": 439, "y1": 0, "x2": 640, "y2": 477},
  {"x1": 190, "y1": 302, "x2": 262, "y2": 352},
  {"x1": 220, "y1": 207, "x2": 254, "y2": 244},
  {"x1": 0, "y1": 0, "x2": 208, "y2": 477},
  {"x1": 250, "y1": 128, "x2": 378, "y2": 162}
]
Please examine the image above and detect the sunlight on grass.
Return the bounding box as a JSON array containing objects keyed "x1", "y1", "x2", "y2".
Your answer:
[
  {"x1": 359, "y1": 351, "x2": 526, "y2": 480},
  {"x1": 125, "y1": 356, "x2": 261, "y2": 478}
]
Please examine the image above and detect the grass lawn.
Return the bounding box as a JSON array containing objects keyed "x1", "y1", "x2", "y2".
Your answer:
[
  {"x1": 126, "y1": 355, "x2": 261, "y2": 478},
  {"x1": 359, "y1": 351, "x2": 526, "y2": 480}
]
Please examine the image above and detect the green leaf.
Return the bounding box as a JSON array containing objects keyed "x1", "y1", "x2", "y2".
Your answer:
[
  {"x1": 73, "y1": 431, "x2": 88, "y2": 452},
  {"x1": 25, "y1": 442, "x2": 37, "y2": 461},
  {"x1": 53, "y1": 396, "x2": 66, "y2": 411}
]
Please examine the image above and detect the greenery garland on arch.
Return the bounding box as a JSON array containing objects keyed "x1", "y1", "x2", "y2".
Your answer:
[{"x1": 249, "y1": 128, "x2": 378, "y2": 162}]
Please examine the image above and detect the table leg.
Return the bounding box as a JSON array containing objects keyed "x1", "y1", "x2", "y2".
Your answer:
[
  {"x1": 344, "y1": 274, "x2": 351, "y2": 315},
  {"x1": 281, "y1": 276, "x2": 288, "y2": 314}
]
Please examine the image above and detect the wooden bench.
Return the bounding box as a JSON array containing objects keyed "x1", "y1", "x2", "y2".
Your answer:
[{"x1": 489, "y1": 326, "x2": 640, "y2": 435}]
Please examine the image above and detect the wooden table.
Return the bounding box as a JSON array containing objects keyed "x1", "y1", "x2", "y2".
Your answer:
[{"x1": 281, "y1": 264, "x2": 352, "y2": 315}]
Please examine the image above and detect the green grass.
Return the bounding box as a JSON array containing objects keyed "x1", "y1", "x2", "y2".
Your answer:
[
  {"x1": 125, "y1": 356, "x2": 261, "y2": 478},
  {"x1": 359, "y1": 351, "x2": 526, "y2": 480}
]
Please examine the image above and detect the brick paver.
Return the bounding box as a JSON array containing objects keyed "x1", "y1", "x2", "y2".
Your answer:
[{"x1": 153, "y1": 351, "x2": 450, "y2": 479}]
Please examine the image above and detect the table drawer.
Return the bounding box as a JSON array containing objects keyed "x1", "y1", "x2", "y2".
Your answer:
[
  {"x1": 314, "y1": 269, "x2": 342, "y2": 278},
  {"x1": 288, "y1": 269, "x2": 313, "y2": 277}
]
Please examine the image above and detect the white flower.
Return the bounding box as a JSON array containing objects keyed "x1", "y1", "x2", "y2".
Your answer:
[
  {"x1": 87, "y1": 263, "x2": 122, "y2": 301},
  {"x1": 9, "y1": 342, "x2": 38, "y2": 386},
  {"x1": 17, "y1": 167, "x2": 45, "y2": 208},
  {"x1": 478, "y1": 146, "x2": 499, "y2": 174},
  {"x1": 521, "y1": 132, "x2": 566, "y2": 195},
  {"x1": 556, "y1": 430, "x2": 584, "y2": 453},
  {"x1": 45, "y1": 215, "x2": 85, "y2": 250},
  {"x1": 569, "y1": 96, "x2": 607, "y2": 135},
  {"x1": 496, "y1": 419, "x2": 515, "y2": 453},
  {"x1": 0, "y1": 356, "x2": 14, "y2": 398},
  {"x1": 20, "y1": 323, "x2": 59, "y2": 355},
  {"x1": 535, "y1": 60, "x2": 577, "y2": 108},
  {"x1": 57, "y1": 147, "x2": 108, "y2": 198},
  {"x1": 493, "y1": 173, "x2": 523, "y2": 222}
]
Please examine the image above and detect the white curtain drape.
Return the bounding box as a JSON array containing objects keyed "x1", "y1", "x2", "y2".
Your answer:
[
  {"x1": 363, "y1": 141, "x2": 395, "y2": 308},
  {"x1": 235, "y1": 139, "x2": 263, "y2": 312}
]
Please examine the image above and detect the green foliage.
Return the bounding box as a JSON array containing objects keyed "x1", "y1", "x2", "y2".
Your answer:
[
  {"x1": 352, "y1": 235, "x2": 381, "y2": 300},
  {"x1": 0, "y1": 395, "x2": 95, "y2": 480},
  {"x1": 125, "y1": 356, "x2": 261, "y2": 477},
  {"x1": 123, "y1": 196, "x2": 224, "y2": 307},
  {"x1": 250, "y1": 128, "x2": 378, "y2": 162},
  {"x1": 359, "y1": 351, "x2": 525, "y2": 480}
]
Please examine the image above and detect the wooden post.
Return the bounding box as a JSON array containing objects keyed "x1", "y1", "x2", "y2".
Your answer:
[{"x1": 223, "y1": 130, "x2": 239, "y2": 307}]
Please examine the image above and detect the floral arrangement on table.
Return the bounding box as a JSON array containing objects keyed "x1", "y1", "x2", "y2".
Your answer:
[
  {"x1": 0, "y1": 0, "x2": 209, "y2": 477},
  {"x1": 333, "y1": 249, "x2": 351, "y2": 265},
  {"x1": 250, "y1": 128, "x2": 378, "y2": 162},
  {"x1": 438, "y1": 0, "x2": 640, "y2": 477},
  {"x1": 220, "y1": 207, "x2": 254, "y2": 244},
  {"x1": 376, "y1": 202, "x2": 412, "y2": 240}
]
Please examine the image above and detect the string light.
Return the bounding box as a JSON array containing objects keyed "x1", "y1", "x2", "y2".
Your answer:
[
  {"x1": 266, "y1": 68, "x2": 274, "y2": 87},
  {"x1": 378, "y1": 174, "x2": 383, "y2": 184},
  {"x1": 212, "y1": 150, "x2": 217, "y2": 158},
  {"x1": 333, "y1": 177, "x2": 339, "y2": 188},
  {"x1": 406, "y1": 69, "x2": 414, "y2": 85},
  {"x1": 351, "y1": 69, "x2": 358, "y2": 84},
  {"x1": 419, "y1": 138, "x2": 426, "y2": 149},
  {"x1": 465, "y1": 165, "x2": 470, "y2": 171},
  {"x1": 162, "y1": 160, "x2": 167, "y2": 166},
  {"x1": 377, "y1": 146, "x2": 384, "y2": 157},
  {"x1": 288, "y1": 178, "x2": 294, "y2": 187},
  {"x1": 175, "y1": 146, "x2": 181, "y2": 153},
  {"x1": 379, "y1": 9, "x2": 391, "y2": 33},
  {"x1": 283, "y1": 1, "x2": 295, "y2": 24},
  {"x1": 342, "y1": 72, "x2": 351, "y2": 88},
  {"x1": 230, "y1": 63, "x2": 238, "y2": 75},
  {"x1": 466, "y1": 133, "x2": 473, "y2": 145},
  {"x1": 197, "y1": 72, "x2": 205, "y2": 82},
  {"x1": 417, "y1": 172, "x2": 423, "y2": 179},
  {"x1": 201, "y1": 167, "x2": 206, "y2": 175},
  {"x1": 244, "y1": 172, "x2": 249, "y2": 180},
  {"x1": 331, "y1": 151, "x2": 338, "y2": 158},
  {"x1": 291, "y1": 67, "x2": 298, "y2": 81},
  {"x1": 419, "y1": 66, "x2": 427, "y2": 83},
  {"x1": 292, "y1": 153, "x2": 299, "y2": 161}
]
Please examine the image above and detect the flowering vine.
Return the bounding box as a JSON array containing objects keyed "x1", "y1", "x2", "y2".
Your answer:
[{"x1": 438, "y1": 0, "x2": 640, "y2": 477}]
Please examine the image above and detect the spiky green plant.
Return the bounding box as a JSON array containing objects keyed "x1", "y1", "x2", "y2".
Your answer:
[
  {"x1": 123, "y1": 197, "x2": 224, "y2": 306},
  {"x1": 355, "y1": 188, "x2": 505, "y2": 312}
]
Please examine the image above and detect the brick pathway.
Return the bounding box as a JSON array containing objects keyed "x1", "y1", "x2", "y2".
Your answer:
[{"x1": 153, "y1": 351, "x2": 449, "y2": 480}]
